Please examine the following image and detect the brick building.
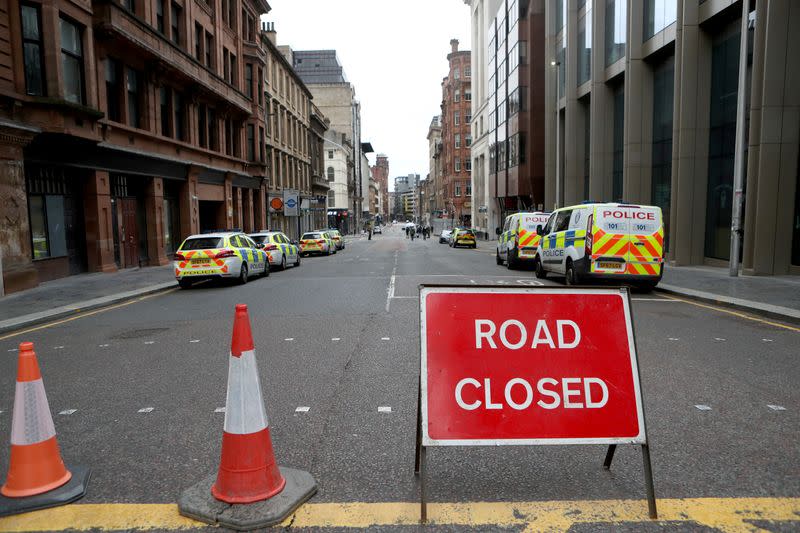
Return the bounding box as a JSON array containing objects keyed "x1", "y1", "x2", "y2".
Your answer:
[
  {"x1": 0, "y1": 0, "x2": 326, "y2": 294},
  {"x1": 370, "y1": 153, "x2": 389, "y2": 221},
  {"x1": 440, "y1": 39, "x2": 472, "y2": 226}
]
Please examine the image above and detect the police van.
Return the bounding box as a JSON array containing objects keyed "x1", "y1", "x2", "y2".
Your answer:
[
  {"x1": 533, "y1": 202, "x2": 665, "y2": 290},
  {"x1": 496, "y1": 212, "x2": 551, "y2": 269}
]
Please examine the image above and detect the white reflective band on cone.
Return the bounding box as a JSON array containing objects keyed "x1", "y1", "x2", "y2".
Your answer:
[
  {"x1": 224, "y1": 349, "x2": 269, "y2": 434},
  {"x1": 10, "y1": 379, "x2": 57, "y2": 445}
]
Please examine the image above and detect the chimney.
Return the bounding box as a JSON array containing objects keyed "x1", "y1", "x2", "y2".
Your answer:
[
  {"x1": 450, "y1": 39, "x2": 459, "y2": 53},
  {"x1": 263, "y1": 21, "x2": 276, "y2": 45}
]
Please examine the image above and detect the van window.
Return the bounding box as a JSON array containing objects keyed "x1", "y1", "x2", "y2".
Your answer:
[
  {"x1": 503, "y1": 216, "x2": 512, "y2": 232},
  {"x1": 554, "y1": 210, "x2": 572, "y2": 232},
  {"x1": 521, "y1": 213, "x2": 550, "y2": 232},
  {"x1": 542, "y1": 214, "x2": 557, "y2": 235}
]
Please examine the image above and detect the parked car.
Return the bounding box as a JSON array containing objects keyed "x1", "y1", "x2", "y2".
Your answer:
[{"x1": 440, "y1": 229, "x2": 453, "y2": 244}]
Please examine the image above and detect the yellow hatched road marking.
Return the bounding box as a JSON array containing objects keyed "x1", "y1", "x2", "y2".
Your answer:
[{"x1": 0, "y1": 498, "x2": 797, "y2": 531}]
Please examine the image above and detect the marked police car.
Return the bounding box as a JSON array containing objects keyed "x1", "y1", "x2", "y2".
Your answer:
[
  {"x1": 248, "y1": 231, "x2": 300, "y2": 271},
  {"x1": 327, "y1": 229, "x2": 345, "y2": 250},
  {"x1": 533, "y1": 202, "x2": 665, "y2": 290},
  {"x1": 300, "y1": 231, "x2": 333, "y2": 256},
  {"x1": 496, "y1": 211, "x2": 550, "y2": 269},
  {"x1": 174, "y1": 232, "x2": 269, "y2": 289}
]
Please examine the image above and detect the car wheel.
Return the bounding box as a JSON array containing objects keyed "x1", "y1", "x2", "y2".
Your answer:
[
  {"x1": 294, "y1": 254, "x2": 301, "y2": 267},
  {"x1": 471, "y1": 244, "x2": 477, "y2": 249},
  {"x1": 565, "y1": 261, "x2": 579, "y2": 286},
  {"x1": 238, "y1": 263, "x2": 248, "y2": 285},
  {"x1": 279, "y1": 255, "x2": 287, "y2": 271},
  {"x1": 534, "y1": 257, "x2": 548, "y2": 279},
  {"x1": 496, "y1": 251, "x2": 503, "y2": 265},
  {"x1": 178, "y1": 279, "x2": 192, "y2": 289},
  {"x1": 259, "y1": 262, "x2": 269, "y2": 278}
]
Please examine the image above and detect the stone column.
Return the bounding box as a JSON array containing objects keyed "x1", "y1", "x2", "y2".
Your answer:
[
  {"x1": 145, "y1": 177, "x2": 169, "y2": 265},
  {"x1": 234, "y1": 187, "x2": 243, "y2": 230},
  {"x1": 254, "y1": 182, "x2": 267, "y2": 231},
  {"x1": 84, "y1": 170, "x2": 117, "y2": 272},
  {"x1": 0, "y1": 123, "x2": 38, "y2": 293},
  {"x1": 242, "y1": 188, "x2": 254, "y2": 233},
  {"x1": 563, "y1": 0, "x2": 582, "y2": 205},
  {"x1": 180, "y1": 167, "x2": 200, "y2": 240},
  {"x1": 622, "y1": 0, "x2": 648, "y2": 204}
]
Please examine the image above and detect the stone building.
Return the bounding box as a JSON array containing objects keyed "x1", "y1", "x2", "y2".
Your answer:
[
  {"x1": 544, "y1": 0, "x2": 800, "y2": 275},
  {"x1": 426, "y1": 115, "x2": 443, "y2": 216},
  {"x1": 0, "y1": 0, "x2": 327, "y2": 293},
  {"x1": 440, "y1": 39, "x2": 472, "y2": 227},
  {"x1": 371, "y1": 153, "x2": 389, "y2": 221}
]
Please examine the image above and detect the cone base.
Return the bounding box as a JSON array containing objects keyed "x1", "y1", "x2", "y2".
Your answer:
[
  {"x1": 179, "y1": 466, "x2": 316, "y2": 531},
  {"x1": 0, "y1": 464, "x2": 90, "y2": 518}
]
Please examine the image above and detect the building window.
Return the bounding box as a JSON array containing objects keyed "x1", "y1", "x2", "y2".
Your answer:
[
  {"x1": 229, "y1": 53, "x2": 237, "y2": 87},
  {"x1": 455, "y1": 183, "x2": 462, "y2": 196},
  {"x1": 208, "y1": 107, "x2": 217, "y2": 150},
  {"x1": 20, "y1": 3, "x2": 46, "y2": 96},
  {"x1": 327, "y1": 166, "x2": 335, "y2": 181},
  {"x1": 465, "y1": 89, "x2": 471, "y2": 102},
  {"x1": 465, "y1": 66, "x2": 471, "y2": 78},
  {"x1": 174, "y1": 91, "x2": 185, "y2": 141},
  {"x1": 194, "y1": 23, "x2": 202, "y2": 60},
  {"x1": 454, "y1": 90, "x2": 460, "y2": 103},
  {"x1": 198, "y1": 103, "x2": 207, "y2": 147},
  {"x1": 257, "y1": 68, "x2": 263, "y2": 105},
  {"x1": 223, "y1": 49, "x2": 229, "y2": 82},
  {"x1": 454, "y1": 111, "x2": 460, "y2": 125},
  {"x1": 60, "y1": 17, "x2": 84, "y2": 104},
  {"x1": 105, "y1": 58, "x2": 121, "y2": 122},
  {"x1": 466, "y1": 112, "x2": 472, "y2": 123},
  {"x1": 455, "y1": 134, "x2": 461, "y2": 148},
  {"x1": 612, "y1": 85, "x2": 624, "y2": 201},
  {"x1": 328, "y1": 150, "x2": 334, "y2": 159},
  {"x1": 454, "y1": 67, "x2": 460, "y2": 79},
  {"x1": 246, "y1": 123, "x2": 255, "y2": 161},
  {"x1": 455, "y1": 158, "x2": 461, "y2": 172},
  {"x1": 245, "y1": 63, "x2": 253, "y2": 98},
  {"x1": 556, "y1": 0, "x2": 566, "y2": 31},
  {"x1": 170, "y1": 2, "x2": 181, "y2": 46},
  {"x1": 156, "y1": 0, "x2": 165, "y2": 34},
  {"x1": 466, "y1": 159, "x2": 472, "y2": 172},
  {"x1": 652, "y1": 57, "x2": 674, "y2": 250},
  {"x1": 644, "y1": 0, "x2": 677, "y2": 41},
  {"x1": 28, "y1": 194, "x2": 68, "y2": 260},
  {"x1": 466, "y1": 134, "x2": 472, "y2": 147},
  {"x1": 605, "y1": 0, "x2": 626, "y2": 65},
  {"x1": 466, "y1": 182, "x2": 472, "y2": 195},
  {"x1": 204, "y1": 32, "x2": 213, "y2": 68},
  {"x1": 123, "y1": 0, "x2": 135, "y2": 12},
  {"x1": 578, "y1": 6, "x2": 592, "y2": 85},
  {"x1": 225, "y1": 119, "x2": 233, "y2": 155},
  {"x1": 126, "y1": 68, "x2": 142, "y2": 128},
  {"x1": 160, "y1": 86, "x2": 172, "y2": 137}
]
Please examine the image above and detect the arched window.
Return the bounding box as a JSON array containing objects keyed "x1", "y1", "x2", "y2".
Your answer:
[{"x1": 327, "y1": 166, "x2": 335, "y2": 181}]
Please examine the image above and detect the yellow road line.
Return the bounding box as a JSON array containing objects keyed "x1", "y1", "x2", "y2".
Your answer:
[
  {"x1": 0, "y1": 498, "x2": 797, "y2": 531},
  {"x1": 0, "y1": 289, "x2": 178, "y2": 342},
  {"x1": 661, "y1": 293, "x2": 800, "y2": 333}
]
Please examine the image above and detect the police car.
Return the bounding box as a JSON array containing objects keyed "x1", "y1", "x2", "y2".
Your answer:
[
  {"x1": 174, "y1": 232, "x2": 269, "y2": 288},
  {"x1": 327, "y1": 229, "x2": 345, "y2": 250},
  {"x1": 300, "y1": 231, "x2": 333, "y2": 256},
  {"x1": 533, "y1": 202, "x2": 665, "y2": 290},
  {"x1": 450, "y1": 228, "x2": 477, "y2": 248},
  {"x1": 496, "y1": 212, "x2": 550, "y2": 269},
  {"x1": 248, "y1": 231, "x2": 300, "y2": 271}
]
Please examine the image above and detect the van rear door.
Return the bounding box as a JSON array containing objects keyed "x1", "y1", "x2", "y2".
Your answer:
[
  {"x1": 625, "y1": 207, "x2": 663, "y2": 276},
  {"x1": 591, "y1": 206, "x2": 663, "y2": 275}
]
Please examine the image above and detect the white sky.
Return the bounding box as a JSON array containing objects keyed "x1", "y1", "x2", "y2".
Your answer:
[{"x1": 264, "y1": 1, "x2": 472, "y2": 189}]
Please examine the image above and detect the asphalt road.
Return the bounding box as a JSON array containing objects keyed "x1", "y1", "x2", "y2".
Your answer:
[{"x1": 0, "y1": 225, "x2": 797, "y2": 532}]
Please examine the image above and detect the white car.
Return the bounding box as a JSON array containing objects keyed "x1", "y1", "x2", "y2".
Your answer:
[
  {"x1": 373, "y1": 225, "x2": 382, "y2": 234},
  {"x1": 439, "y1": 229, "x2": 453, "y2": 244},
  {"x1": 174, "y1": 232, "x2": 269, "y2": 288},
  {"x1": 248, "y1": 231, "x2": 300, "y2": 271}
]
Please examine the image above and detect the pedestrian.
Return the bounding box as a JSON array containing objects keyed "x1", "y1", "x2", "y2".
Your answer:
[{"x1": 411, "y1": 228, "x2": 415, "y2": 241}]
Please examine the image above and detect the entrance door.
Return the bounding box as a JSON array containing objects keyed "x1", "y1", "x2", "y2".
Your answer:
[{"x1": 119, "y1": 198, "x2": 139, "y2": 268}]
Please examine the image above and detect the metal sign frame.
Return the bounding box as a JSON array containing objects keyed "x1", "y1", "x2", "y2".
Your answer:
[{"x1": 414, "y1": 284, "x2": 657, "y2": 522}]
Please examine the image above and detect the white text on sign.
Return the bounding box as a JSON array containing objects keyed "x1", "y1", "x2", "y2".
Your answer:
[
  {"x1": 475, "y1": 319, "x2": 581, "y2": 350},
  {"x1": 454, "y1": 377, "x2": 609, "y2": 411}
]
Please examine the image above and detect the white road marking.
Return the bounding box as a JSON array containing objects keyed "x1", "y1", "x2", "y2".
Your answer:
[
  {"x1": 714, "y1": 338, "x2": 726, "y2": 341},
  {"x1": 99, "y1": 344, "x2": 110, "y2": 348},
  {"x1": 762, "y1": 339, "x2": 774, "y2": 342},
  {"x1": 694, "y1": 405, "x2": 712, "y2": 411},
  {"x1": 284, "y1": 338, "x2": 294, "y2": 341},
  {"x1": 138, "y1": 407, "x2": 154, "y2": 413},
  {"x1": 7, "y1": 348, "x2": 17, "y2": 352},
  {"x1": 190, "y1": 339, "x2": 200, "y2": 343},
  {"x1": 767, "y1": 405, "x2": 786, "y2": 411},
  {"x1": 469, "y1": 279, "x2": 477, "y2": 284},
  {"x1": 378, "y1": 406, "x2": 392, "y2": 413},
  {"x1": 631, "y1": 297, "x2": 675, "y2": 301},
  {"x1": 390, "y1": 295, "x2": 416, "y2": 299},
  {"x1": 59, "y1": 409, "x2": 77, "y2": 415},
  {"x1": 332, "y1": 337, "x2": 341, "y2": 341},
  {"x1": 668, "y1": 337, "x2": 680, "y2": 341},
  {"x1": 381, "y1": 337, "x2": 391, "y2": 341},
  {"x1": 0, "y1": 410, "x2": 3, "y2": 415},
  {"x1": 386, "y1": 251, "x2": 398, "y2": 312},
  {"x1": 214, "y1": 407, "x2": 226, "y2": 413},
  {"x1": 295, "y1": 406, "x2": 310, "y2": 413},
  {"x1": 54, "y1": 346, "x2": 65, "y2": 349},
  {"x1": 144, "y1": 341, "x2": 154, "y2": 345},
  {"x1": 516, "y1": 279, "x2": 544, "y2": 286}
]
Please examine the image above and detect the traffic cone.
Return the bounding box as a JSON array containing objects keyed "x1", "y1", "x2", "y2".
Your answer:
[
  {"x1": 0, "y1": 342, "x2": 89, "y2": 517},
  {"x1": 211, "y1": 304, "x2": 286, "y2": 503},
  {"x1": 179, "y1": 304, "x2": 316, "y2": 530}
]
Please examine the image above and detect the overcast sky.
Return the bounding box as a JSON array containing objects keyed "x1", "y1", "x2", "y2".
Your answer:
[{"x1": 264, "y1": 1, "x2": 472, "y2": 188}]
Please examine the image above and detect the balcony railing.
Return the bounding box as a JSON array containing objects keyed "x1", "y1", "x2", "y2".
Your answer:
[{"x1": 94, "y1": 1, "x2": 251, "y2": 113}]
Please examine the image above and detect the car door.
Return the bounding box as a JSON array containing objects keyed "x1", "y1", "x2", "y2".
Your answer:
[
  {"x1": 281, "y1": 233, "x2": 296, "y2": 261},
  {"x1": 553, "y1": 210, "x2": 572, "y2": 273},
  {"x1": 244, "y1": 236, "x2": 265, "y2": 273}
]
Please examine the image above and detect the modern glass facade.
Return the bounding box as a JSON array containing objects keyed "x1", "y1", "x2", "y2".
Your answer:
[
  {"x1": 612, "y1": 84, "x2": 624, "y2": 202},
  {"x1": 792, "y1": 147, "x2": 800, "y2": 266},
  {"x1": 605, "y1": 0, "x2": 626, "y2": 66},
  {"x1": 578, "y1": 3, "x2": 591, "y2": 85},
  {"x1": 644, "y1": 0, "x2": 677, "y2": 40},
  {"x1": 652, "y1": 56, "x2": 674, "y2": 250}
]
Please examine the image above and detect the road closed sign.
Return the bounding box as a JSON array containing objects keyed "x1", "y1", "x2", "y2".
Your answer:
[{"x1": 420, "y1": 286, "x2": 646, "y2": 446}]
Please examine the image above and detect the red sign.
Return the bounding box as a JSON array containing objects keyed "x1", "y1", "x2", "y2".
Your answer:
[{"x1": 420, "y1": 287, "x2": 646, "y2": 446}]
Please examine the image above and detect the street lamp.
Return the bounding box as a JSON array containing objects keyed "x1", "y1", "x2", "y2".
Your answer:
[{"x1": 551, "y1": 60, "x2": 561, "y2": 209}]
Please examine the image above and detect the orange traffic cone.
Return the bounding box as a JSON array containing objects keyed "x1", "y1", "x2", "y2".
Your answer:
[
  {"x1": 179, "y1": 304, "x2": 316, "y2": 530},
  {"x1": 211, "y1": 304, "x2": 286, "y2": 503},
  {"x1": 0, "y1": 342, "x2": 89, "y2": 517}
]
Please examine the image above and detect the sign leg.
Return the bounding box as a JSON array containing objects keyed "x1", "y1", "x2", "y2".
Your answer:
[
  {"x1": 641, "y1": 444, "x2": 658, "y2": 519},
  {"x1": 603, "y1": 444, "x2": 617, "y2": 470},
  {"x1": 420, "y1": 445, "x2": 427, "y2": 523},
  {"x1": 414, "y1": 382, "x2": 422, "y2": 475}
]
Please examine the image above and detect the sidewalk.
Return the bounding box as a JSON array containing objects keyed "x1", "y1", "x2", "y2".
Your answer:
[
  {"x1": 658, "y1": 265, "x2": 800, "y2": 322},
  {"x1": 0, "y1": 265, "x2": 176, "y2": 334}
]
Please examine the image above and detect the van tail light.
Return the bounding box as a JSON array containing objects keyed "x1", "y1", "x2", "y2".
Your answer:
[
  {"x1": 174, "y1": 252, "x2": 186, "y2": 262},
  {"x1": 264, "y1": 244, "x2": 278, "y2": 251},
  {"x1": 214, "y1": 249, "x2": 236, "y2": 259},
  {"x1": 585, "y1": 214, "x2": 594, "y2": 256}
]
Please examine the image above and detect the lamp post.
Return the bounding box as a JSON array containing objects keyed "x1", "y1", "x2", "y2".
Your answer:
[{"x1": 551, "y1": 60, "x2": 561, "y2": 209}]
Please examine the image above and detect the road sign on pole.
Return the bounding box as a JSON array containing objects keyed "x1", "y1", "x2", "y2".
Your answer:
[
  {"x1": 414, "y1": 286, "x2": 656, "y2": 522},
  {"x1": 284, "y1": 189, "x2": 299, "y2": 217}
]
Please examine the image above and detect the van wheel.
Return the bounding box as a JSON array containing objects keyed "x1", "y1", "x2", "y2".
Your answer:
[
  {"x1": 565, "y1": 261, "x2": 579, "y2": 286},
  {"x1": 238, "y1": 263, "x2": 248, "y2": 285},
  {"x1": 534, "y1": 258, "x2": 547, "y2": 279},
  {"x1": 178, "y1": 279, "x2": 192, "y2": 289},
  {"x1": 507, "y1": 249, "x2": 517, "y2": 270},
  {"x1": 496, "y1": 251, "x2": 503, "y2": 265},
  {"x1": 637, "y1": 281, "x2": 658, "y2": 293}
]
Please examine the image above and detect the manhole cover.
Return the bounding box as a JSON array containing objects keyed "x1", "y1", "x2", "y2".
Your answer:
[{"x1": 111, "y1": 327, "x2": 170, "y2": 340}]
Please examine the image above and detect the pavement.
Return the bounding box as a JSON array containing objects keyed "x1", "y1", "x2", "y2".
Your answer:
[{"x1": 0, "y1": 225, "x2": 797, "y2": 531}]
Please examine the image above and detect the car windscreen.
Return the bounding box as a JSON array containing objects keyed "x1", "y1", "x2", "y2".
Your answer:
[
  {"x1": 250, "y1": 235, "x2": 270, "y2": 244},
  {"x1": 302, "y1": 233, "x2": 321, "y2": 240},
  {"x1": 181, "y1": 237, "x2": 223, "y2": 250}
]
